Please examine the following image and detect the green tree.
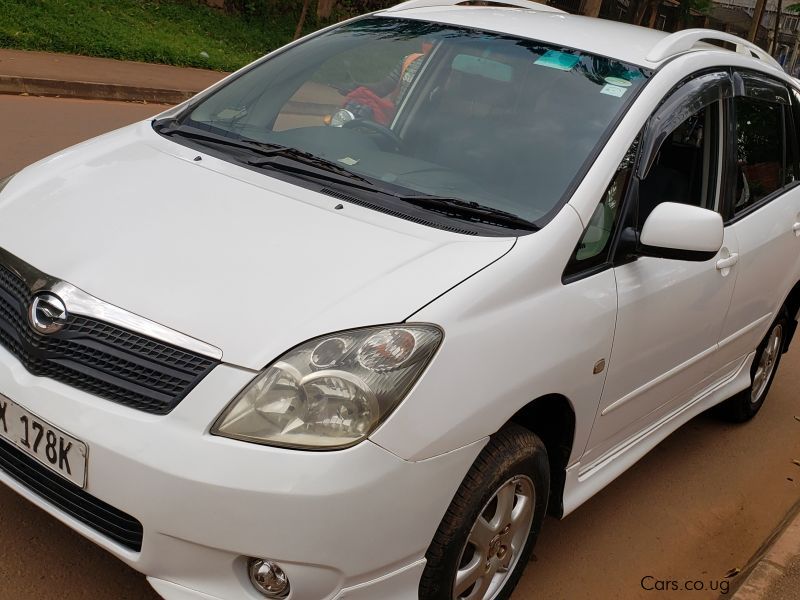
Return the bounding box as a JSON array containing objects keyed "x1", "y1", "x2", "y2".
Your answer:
[{"x1": 676, "y1": 0, "x2": 712, "y2": 29}]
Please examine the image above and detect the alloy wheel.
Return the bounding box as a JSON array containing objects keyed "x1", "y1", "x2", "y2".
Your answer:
[
  {"x1": 453, "y1": 475, "x2": 535, "y2": 600},
  {"x1": 751, "y1": 324, "x2": 783, "y2": 404}
]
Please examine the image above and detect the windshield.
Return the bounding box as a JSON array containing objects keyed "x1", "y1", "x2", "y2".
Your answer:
[{"x1": 167, "y1": 16, "x2": 651, "y2": 231}]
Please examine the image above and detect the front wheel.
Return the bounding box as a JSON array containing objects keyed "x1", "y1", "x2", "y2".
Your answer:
[
  {"x1": 419, "y1": 424, "x2": 549, "y2": 600},
  {"x1": 716, "y1": 311, "x2": 788, "y2": 422}
]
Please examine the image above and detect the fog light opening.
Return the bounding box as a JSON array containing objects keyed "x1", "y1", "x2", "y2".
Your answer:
[{"x1": 248, "y1": 558, "x2": 290, "y2": 598}]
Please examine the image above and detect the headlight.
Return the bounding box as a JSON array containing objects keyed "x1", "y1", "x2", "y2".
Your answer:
[{"x1": 212, "y1": 324, "x2": 442, "y2": 449}]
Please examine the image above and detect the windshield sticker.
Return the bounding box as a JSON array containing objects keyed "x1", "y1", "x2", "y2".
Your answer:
[
  {"x1": 338, "y1": 157, "x2": 360, "y2": 166},
  {"x1": 600, "y1": 84, "x2": 627, "y2": 98},
  {"x1": 604, "y1": 76, "x2": 632, "y2": 87},
  {"x1": 534, "y1": 50, "x2": 580, "y2": 72}
]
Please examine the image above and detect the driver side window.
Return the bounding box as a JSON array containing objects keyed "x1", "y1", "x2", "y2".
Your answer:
[
  {"x1": 637, "y1": 100, "x2": 721, "y2": 229},
  {"x1": 564, "y1": 88, "x2": 724, "y2": 282}
]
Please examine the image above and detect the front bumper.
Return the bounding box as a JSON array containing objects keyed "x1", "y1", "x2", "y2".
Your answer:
[
  {"x1": 0, "y1": 344, "x2": 484, "y2": 599},
  {"x1": 147, "y1": 558, "x2": 427, "y2": 600}
]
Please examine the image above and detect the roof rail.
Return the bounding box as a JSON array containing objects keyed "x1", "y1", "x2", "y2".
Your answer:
[
  {"x1": 646, "y1": 28, "x2": 782, "y2": 70},
  {"x1": 384, "y1": 0, "x2": 566, "y2": 14}
]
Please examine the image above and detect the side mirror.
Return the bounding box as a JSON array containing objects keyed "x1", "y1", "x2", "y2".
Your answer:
[{"x1": 639, "y1": 202, "x2": 723, "y2": 261}]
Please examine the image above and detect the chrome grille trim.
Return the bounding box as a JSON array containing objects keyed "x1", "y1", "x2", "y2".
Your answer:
[{"x1": 0, "y1": 247, "x2": 222, "y2": 361}]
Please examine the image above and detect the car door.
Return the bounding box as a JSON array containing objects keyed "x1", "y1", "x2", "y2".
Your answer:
[
  {"x1": 581, "y1": 72, "x2": 740, "y2": 465},
  {"x1": 716, "y1": 72, "x2": 800, "y2": 368}
]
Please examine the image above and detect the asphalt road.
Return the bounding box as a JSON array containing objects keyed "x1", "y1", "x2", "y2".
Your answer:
[{"x1": 1, "y1": 94, "x2": 799, "y2": 600}]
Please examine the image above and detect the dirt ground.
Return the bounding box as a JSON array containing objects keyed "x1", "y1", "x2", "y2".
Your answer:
[{"x1": 0, "y1": 94, "x2": 799, "y2": 599}]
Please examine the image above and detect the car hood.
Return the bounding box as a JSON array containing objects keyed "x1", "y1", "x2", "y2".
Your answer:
[{"x1": 0, "y1": 122, "x2": 514, "y2": 370}]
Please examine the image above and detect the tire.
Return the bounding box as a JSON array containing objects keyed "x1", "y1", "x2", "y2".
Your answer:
[
  {"x1": 419, "y1": 424, "x2": 549, "y2": 600},
  {"x1": 715, "y1": 310, "x2": 788, "y2": 423}
]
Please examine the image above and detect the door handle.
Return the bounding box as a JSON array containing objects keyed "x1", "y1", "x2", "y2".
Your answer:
[
  {"x1": 793, "y1": 222, "x2": 800, "y2": 237},
  {"x1": 716, "y1": 253, "x2": 739, "y2": 271}
]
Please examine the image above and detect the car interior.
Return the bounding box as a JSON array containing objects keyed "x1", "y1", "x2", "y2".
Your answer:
[{"x1": 397, "y1": 42, "x2": 638, "y2": 218}]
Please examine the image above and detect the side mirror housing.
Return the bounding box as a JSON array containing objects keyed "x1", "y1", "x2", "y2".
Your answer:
[{"x1": 639, "y1": 202, "x2": 723, "y2": 261}]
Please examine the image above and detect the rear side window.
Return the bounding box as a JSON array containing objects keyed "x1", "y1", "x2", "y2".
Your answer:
[
  {"x1": 732, "y1": 95, "x2": 790, "y2": 213},
  {"x1": 787, "y1": 90, "x2": 800, "y2": 185},
  {"x1": 785, "y1": 113, "x2": 797, "y2": 185}
]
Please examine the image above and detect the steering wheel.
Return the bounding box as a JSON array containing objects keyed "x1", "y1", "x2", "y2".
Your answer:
[{"x1": 343, "y1": 119, "x2": 404, "y2": 151}]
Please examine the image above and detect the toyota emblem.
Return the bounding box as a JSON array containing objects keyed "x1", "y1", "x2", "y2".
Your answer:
[{"x1": 28, "y1": 293, "x2": 68, "y2": 334}]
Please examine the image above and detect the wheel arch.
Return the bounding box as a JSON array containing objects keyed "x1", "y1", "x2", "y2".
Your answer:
[{"x1": 507, "y1": 393, "x2": 576, "y2": 519}]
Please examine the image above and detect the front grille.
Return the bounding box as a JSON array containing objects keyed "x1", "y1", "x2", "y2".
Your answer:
[
  {"x1": 0, "y1": 437, "x2": 144, "y2": 551},
  {"x1": 0, "y1": 265, "x2": 218, "y2": 415}
]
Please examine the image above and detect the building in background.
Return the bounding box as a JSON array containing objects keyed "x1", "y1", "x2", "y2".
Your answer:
[
  {"x1": 713, "y1": 0, "x2": 800, "y2": 70},
  {"x1": 547, "y1": 0, "x2": 800, "y2": 72}
]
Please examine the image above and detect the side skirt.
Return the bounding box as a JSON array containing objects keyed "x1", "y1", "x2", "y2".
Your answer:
[{"x1": 559, "y1": 351, "x2": 755, "y2": 517}]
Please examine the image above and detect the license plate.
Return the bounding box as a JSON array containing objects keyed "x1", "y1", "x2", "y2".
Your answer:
[{"x1": 0, "y1": 395, "x2": 87, "y2": 488}]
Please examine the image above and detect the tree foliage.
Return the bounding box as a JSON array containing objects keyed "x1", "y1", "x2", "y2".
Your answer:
[
  {"x1": 224, "y1": 0, "x2": 394, "y2": 19},
  {"x1": 677, "y1": 0, "x2": 712, "y2": 28}
]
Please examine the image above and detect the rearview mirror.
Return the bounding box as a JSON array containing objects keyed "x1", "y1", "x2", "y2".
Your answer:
[
  {"x1": 451, "y1": 54, "x2": 514, "y2": 82},
  {"x1": 639, "y1": 202, "x2": 723, "y2": 261}
]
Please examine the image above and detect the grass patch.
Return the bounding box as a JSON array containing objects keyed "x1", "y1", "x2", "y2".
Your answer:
[{"x1": 0, "y1": 0, "x2": 319, "y2": 72}]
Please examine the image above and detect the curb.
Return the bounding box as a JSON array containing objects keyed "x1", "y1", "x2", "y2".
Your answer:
[
  {"x1": 0, "y1": 75, "x2": 197, "y2": 104},
  {"x1": 729, "y1": 499, "x2": 800, "y2": 599},
  {"x1": 0, "y1": 76, "x2": 334, "y2": 114}
]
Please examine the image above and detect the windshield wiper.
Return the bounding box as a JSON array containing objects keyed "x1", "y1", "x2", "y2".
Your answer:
[
  {"x1": 154, "y1": 119, "x2": 537, "y2": 232},
  {"x1": 153, "y1": 119, "x2": 374, "y2": 187},
  {"x1": 394, "y1": 194, "x2": 539, "y2": 232},
  {"x1": 154, "y1": 118, "x2": 269, "y2": 153},
  {"x1": 246, "y1": 147, "x2": 374, "y2": 186}
]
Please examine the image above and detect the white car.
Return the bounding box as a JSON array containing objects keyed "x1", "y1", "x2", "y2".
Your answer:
[{"x1": 0, "y1": 1, "x2": 798, "y2": 599}]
